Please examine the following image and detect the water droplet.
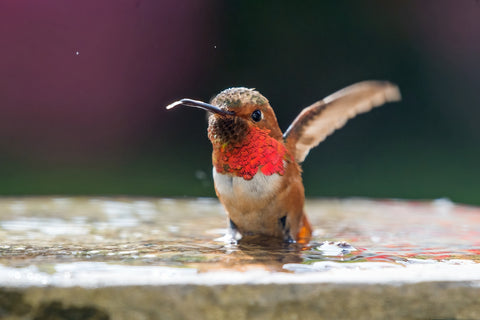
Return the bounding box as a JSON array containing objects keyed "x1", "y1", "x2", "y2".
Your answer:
[{"x1": 195, "y1": 170, "x2": 207, "y2": 180}]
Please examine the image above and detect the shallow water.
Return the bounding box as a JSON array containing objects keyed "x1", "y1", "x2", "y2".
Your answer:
[{"x1": 0, "y1": 197, "x2": 479, "y2": 286}]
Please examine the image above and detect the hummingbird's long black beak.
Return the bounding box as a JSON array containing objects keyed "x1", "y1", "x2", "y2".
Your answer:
[{"x1": 166, "y1": 98, "x2": 234, "y2": 117}]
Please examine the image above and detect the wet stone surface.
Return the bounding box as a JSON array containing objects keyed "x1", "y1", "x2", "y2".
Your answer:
[{"x1": 0, "y1": 197, "x2": 480, "y2": 319}]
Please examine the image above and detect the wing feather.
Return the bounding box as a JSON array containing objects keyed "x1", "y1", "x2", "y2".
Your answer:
[{"x1": 283, "y1": 81, "x2": 401, "y2": 163}]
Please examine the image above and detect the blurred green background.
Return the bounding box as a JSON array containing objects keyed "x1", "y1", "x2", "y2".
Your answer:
[{"x1": 1, "y1": 1, "x2": 479, "y2": 204}]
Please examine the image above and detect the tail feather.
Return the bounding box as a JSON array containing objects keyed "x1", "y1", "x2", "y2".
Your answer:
[{"x1": 296, "y1": 214, "x2": 312, "y2": 244}]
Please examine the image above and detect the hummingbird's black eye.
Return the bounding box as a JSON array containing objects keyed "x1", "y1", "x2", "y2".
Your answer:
[{"x1": 251, "y1": 109, "x2": 262, "y2": 122}]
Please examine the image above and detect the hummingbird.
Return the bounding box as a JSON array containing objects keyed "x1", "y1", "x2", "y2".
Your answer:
[{"x1": 166, "y1": 81, "x2": 401, "y2": 244}]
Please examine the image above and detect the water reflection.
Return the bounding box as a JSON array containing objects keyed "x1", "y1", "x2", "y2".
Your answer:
[{"x1": 0, "y1": 197, "x2": 479, "y2": 274}]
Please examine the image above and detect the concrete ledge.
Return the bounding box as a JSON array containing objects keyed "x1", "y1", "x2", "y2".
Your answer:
[
  {"x1": 1, "y1": 197, "x2": 480, "y2": 319},
  {"x1": 2, "y1": 282, "x2": 480, "y2": 320}
]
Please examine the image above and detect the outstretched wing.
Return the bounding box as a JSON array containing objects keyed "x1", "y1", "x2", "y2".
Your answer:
[{"x1": 283, "y1": 81, "x2": 401, "y2": 163}]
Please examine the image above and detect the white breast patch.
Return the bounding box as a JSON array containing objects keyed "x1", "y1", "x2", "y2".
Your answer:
[{"x1": 213, "y1": 167, "x2": 282, "y2": 200}]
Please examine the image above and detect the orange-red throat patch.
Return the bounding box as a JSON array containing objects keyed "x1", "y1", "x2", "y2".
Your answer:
[{"x1": 210, "y1": 127, "x2": 291, "y2": 180}]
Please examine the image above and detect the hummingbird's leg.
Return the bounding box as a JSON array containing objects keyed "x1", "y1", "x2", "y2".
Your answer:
[
  {"x1": 225, "y1": 218, "x2": 240, "y2": 244},
  {"x1": 279, "y1": 215, "x2": 295, "y2": 243}
]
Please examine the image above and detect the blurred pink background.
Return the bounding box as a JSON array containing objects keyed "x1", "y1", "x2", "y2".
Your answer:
[{"x1": 0, "y1": 0, "x2": 218, "y2": 162}]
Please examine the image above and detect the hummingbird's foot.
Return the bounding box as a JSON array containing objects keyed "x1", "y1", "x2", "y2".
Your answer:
[
  {"x1": 216, "y1": 232, "x2": 240, "y2": 245},
  {"x1": 215, "y1": 219, "x2": 241, "y2": 244}
]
